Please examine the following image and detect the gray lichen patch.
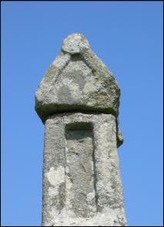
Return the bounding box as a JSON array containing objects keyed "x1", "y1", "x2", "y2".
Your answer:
[
  {"x1": 57, "y1": 85, "x2": 74, "y2": 104},
  {"x1": 46, "y1": 166, "x2": 65, "y2": 187}
]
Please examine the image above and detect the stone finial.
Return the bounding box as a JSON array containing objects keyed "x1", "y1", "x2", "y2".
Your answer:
[
  {"x1": 35, "y1": 33, "x2": 120, "y2": 123},
  {"x1": 62, "y1": 33, "x2": 90, "y2": 54}
]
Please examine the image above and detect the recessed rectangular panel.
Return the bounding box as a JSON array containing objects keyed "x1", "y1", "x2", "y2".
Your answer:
[{"x1": 65, "y1": 123, "x2": 97, "y2": 217}]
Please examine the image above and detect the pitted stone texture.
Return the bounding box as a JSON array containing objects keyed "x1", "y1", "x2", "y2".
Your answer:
[
  {"x1": 65, "y1": 124, "x2": 96, "y2": 217},
  {"x1": 42, "y1": 113, "x2": 127, "y2": 226},
  {"x1": 35, "y1": 33, "x2": 120, "y2": 123}
]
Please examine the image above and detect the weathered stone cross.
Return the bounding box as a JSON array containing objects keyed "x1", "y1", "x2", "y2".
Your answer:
[{"x1": 35, "y1": 33, "x2": 127, "y2": 226}]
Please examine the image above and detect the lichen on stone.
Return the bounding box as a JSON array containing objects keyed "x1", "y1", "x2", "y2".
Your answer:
[{"x1": 35, "y1": 33, "x2": 121, "y2": 123}]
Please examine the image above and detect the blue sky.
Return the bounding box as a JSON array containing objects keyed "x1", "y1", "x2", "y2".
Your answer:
[{"x1": 2, "y1": 2, "x2": 163, "y2": 226}]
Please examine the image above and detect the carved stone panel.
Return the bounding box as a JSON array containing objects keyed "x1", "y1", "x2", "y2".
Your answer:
[{"x1": 42, "y1": 113, "x2": 126, "y2": 226}]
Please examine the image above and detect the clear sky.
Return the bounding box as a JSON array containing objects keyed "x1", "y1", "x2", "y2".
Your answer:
[{"x1": 2, "y1": 2, "x2": 163, "y2": 226}]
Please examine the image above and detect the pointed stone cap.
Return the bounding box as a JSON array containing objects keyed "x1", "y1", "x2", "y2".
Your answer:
[{"x1": 35, "y1": 33, "x2": 121, "y2": 123}]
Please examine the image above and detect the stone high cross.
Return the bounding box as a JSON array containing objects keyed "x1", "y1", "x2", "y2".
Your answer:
[{"x1": 35, "y1": 33, "x2": 127, "y2": 226}]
